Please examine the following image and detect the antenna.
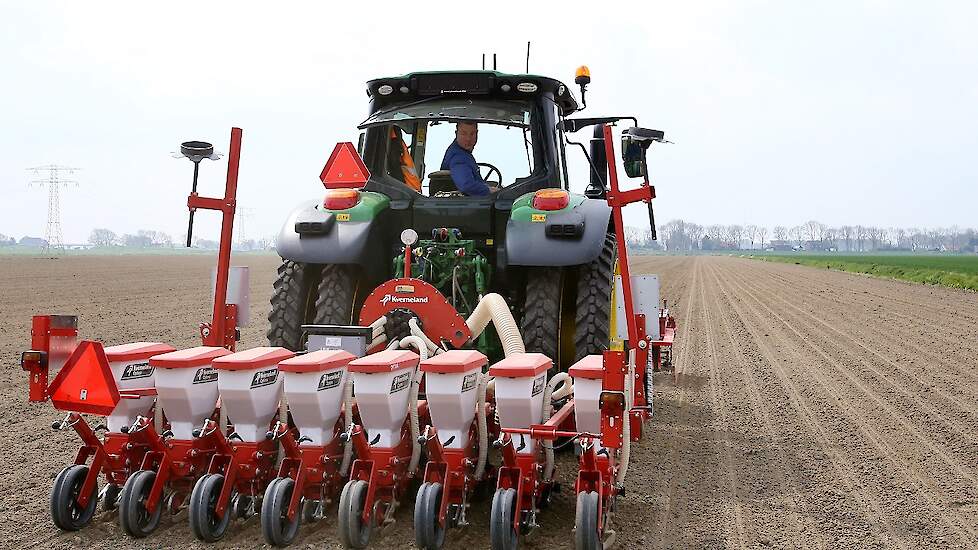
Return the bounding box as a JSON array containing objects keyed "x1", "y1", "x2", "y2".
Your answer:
[
  {"x1": 26, "y1": 164, "x2": 80, "y2": 252},
  {"x1": 493, "y1": 53, "x2": 497, "y2": 71},
  {"x1": 482, "y1": 53, "x2": 485, "y2": 70},
  {"x1": 526, "y1": 41, "x2": 531, "y2": 73}
]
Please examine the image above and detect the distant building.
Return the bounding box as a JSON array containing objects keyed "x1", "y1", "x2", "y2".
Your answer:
[
  {"x1": 700, "y1": 236, "x2": 738, "y2": 251},
  {"x1": 19, "y1": 236, "x2": 48, "y2": 248},
  {"x1": 766, "y1": 239, "x2": 794, "y2": 251},
  {"x1": 803, "y1": 240, "x2": 834, "y2": 251}
]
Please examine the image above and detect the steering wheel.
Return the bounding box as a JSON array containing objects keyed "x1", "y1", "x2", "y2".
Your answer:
[{"x1": 477, "y1": 162, "x2": 502, "y2": 187}]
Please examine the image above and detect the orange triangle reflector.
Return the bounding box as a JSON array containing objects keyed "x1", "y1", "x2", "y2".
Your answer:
[
  {"x1": 320, "y1": 142, "x2": 370, "y2": 188},
  {"x1": 48, "y1": 340, "x2": 120, "y2": 415}
]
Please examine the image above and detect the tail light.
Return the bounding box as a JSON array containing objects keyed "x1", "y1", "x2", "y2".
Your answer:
[
  {"x1": 532, "y1": 189, "x2": 570, "y2": 211},
  {"x1": 21, "y1": 350, "x2": 47, "y2": 372},
  {"x1": 324, "y1": 189, "x2": 360, "y2": 210},
  {"x1": 599, "y1": 391, "x2": 625, "y2": 412}
]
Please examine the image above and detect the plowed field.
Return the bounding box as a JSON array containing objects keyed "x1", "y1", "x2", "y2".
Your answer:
[{"x1": 2, "y1": 254, "x2": 977, "y2": 549}]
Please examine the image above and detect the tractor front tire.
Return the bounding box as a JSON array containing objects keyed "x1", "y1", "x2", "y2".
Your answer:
[
  {"x1": 574, "y1": 233, "x2": 617, "y2": 362},
  {"x1": 268, "y1": 260, "x2": 320, "y2": 351}
]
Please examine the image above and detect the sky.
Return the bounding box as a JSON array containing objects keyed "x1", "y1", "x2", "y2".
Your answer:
[{"x1": 1, "y1": 1, "x2": 976, "y2": 244}]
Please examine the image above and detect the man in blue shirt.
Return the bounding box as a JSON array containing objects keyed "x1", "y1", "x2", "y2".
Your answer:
[{"x1": 441, "y1": 122, "x2": 498, "y2": 196}]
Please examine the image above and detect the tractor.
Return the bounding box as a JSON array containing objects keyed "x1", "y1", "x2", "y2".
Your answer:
[{"x1": 267, "y1": 68, "x2": 659, "y2": 371}]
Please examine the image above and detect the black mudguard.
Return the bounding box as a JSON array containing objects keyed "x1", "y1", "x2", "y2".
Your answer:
[
  {"x1": 505, "y1": 198, "x2": 611, "y2": 266},
  {"x1": 274, "y1": 200, "x2": 379, "y2": 267}
]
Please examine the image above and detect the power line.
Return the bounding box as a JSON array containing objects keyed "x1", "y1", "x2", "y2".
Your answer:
[
  {"x1": 234, "y1": 206, "x2": 256, "y2": 246},
  {"x1": 27, "y1": 165, "x2": 80, "y2": 252}
]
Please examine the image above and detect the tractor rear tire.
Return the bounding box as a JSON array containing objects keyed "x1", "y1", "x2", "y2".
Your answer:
[
  {"x1": 522, "y1": 268, "x2": 564, "y2": 369},
  {"x1": 268, "y1": 260, "x2": 321, "y2": 351},
  {"x1": 313, "y1": 265, "x2": 361, "y2": 326},
  {"x1": 574, "y1": 233, "x2": 617, "y2": 362}
]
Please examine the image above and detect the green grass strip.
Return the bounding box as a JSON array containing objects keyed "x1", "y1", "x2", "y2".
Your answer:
[{"x1": 756, "y1": 254, "x2": 978, "y2": 291}]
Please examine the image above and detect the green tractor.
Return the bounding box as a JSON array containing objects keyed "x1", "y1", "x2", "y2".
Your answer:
[{"x1": 268, "y1": 68, "x2": 654, "y2": 370}]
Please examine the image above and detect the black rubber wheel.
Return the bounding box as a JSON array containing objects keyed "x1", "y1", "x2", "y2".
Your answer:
[
  {"x1": 50, "y1": 464, "x2": 98, "y2": 531},
  {"x1": 337, "y1": 479, "x2": 372, "y2": 549},
  {"x1": 119, "y1": 470, "x2": 162, "y2": 537},
  {"x1": 102, "y1": 482, "x2": 121, "y2": 512},
  {"x1": 522, "y1": 267, "x2": 564, "y2": 370},
  {"x1": 489, "y1": 488, "x2": 519, "y2": 550},
  {"x1": 189, "y1": 473, "x2": 232, "y2": 542},
  {"x1": 268, "y1": 259, "x2": 321, "y2": 351},
  {"x1": 574, "y1": 491, "x2": 600, "y2": 550},
  {"x1": 261, "y1": 478, "x2": 300, "y2": 547},
  {"x1": 414, "y1": 482, "x2": 446, "y2": 549},
  {"x1": 574, "y1": 233, "x2": 617, "y2": 362},
  {"x1": 313, "y1": 264, "x2": 362, "y2": 325}
]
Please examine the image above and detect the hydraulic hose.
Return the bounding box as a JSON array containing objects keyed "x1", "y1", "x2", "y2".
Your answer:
[
  {"x1": 542, "y1": 372, "x2": 572, "y2": 480},
  {"x1": 399, "y1": 335, "x2": 428, "y2": 476},
  {"x1": 474, "y1": 372, "x2": 490, "y2": 480},
  {"x1": 408, "y1": 318, "x2": 442, "y2": 356},
  {"x1": 616, "y1": 350, "x2": 635, "y2": 485},
  {"x1": 369, "y1": 334, "x2": 388, "y2": 350},
  {"x1": 339, "y1": 376, "x2": 354, "y2": 476},
  {"x1": 465, "y1": 293, "x2": 525, "y2": 357}
]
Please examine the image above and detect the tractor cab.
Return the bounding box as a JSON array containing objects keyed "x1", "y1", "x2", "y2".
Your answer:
[{"x1": 356, "y1": 71, "x2": 578, "y2": 202}]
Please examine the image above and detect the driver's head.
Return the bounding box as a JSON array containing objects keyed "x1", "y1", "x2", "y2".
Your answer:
[{"x1": 455, "y1": 122, "x2": 478, "y2": 152}]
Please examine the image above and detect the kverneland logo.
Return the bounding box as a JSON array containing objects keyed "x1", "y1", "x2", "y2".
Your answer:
[{"x1": 380, "y1": 294, "x2": 429, "y2": 307}]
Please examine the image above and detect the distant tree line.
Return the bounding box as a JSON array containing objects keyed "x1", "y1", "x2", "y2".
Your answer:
[
  {"x1": 625, "y1": 220, "x2": 978, "y2": 253},
  {"x1": 87, "y1": 228, "x2": 275, "y2": 251}
]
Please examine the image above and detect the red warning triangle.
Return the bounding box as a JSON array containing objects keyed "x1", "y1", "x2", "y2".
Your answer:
[
  {"x1": 48, "y1": 341, "x2": 120, "y2": 415},
  {"x1": 320, "y1": 142, "x2": 370, "y2": 188}
]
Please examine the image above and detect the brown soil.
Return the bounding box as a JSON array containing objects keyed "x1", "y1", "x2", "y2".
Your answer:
[{"x1": 2, "y1": 254, "x2": 977, "y2": 549}]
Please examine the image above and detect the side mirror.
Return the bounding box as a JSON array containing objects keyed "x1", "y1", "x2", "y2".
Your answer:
[
  {"x1": 621, "y1": 134, "x2": 646, "y2": 178},
  {"x1": 357, "y1": 132, "x2": 366, "y2": 156},
  {"x1": 621, "y1": 127, "x2": 666, "y2": 178}
]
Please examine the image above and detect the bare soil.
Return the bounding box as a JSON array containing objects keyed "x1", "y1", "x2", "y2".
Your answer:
[{"x1": 2, "y1": 254, "x2": 977, "y2": 549}]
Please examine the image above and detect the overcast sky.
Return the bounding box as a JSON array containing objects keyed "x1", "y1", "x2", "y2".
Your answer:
[{"x1": 2, "y1": 1, "x2": 976, "y2": 244}]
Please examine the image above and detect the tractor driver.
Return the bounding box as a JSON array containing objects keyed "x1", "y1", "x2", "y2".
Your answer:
[{"x1": 441, "y1": 122, "x2": 499, "y2": 196}]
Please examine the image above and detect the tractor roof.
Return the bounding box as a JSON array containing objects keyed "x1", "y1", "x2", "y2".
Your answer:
[{"x1": 365, "y1": 70, "x2": 579, "y2": 116}]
